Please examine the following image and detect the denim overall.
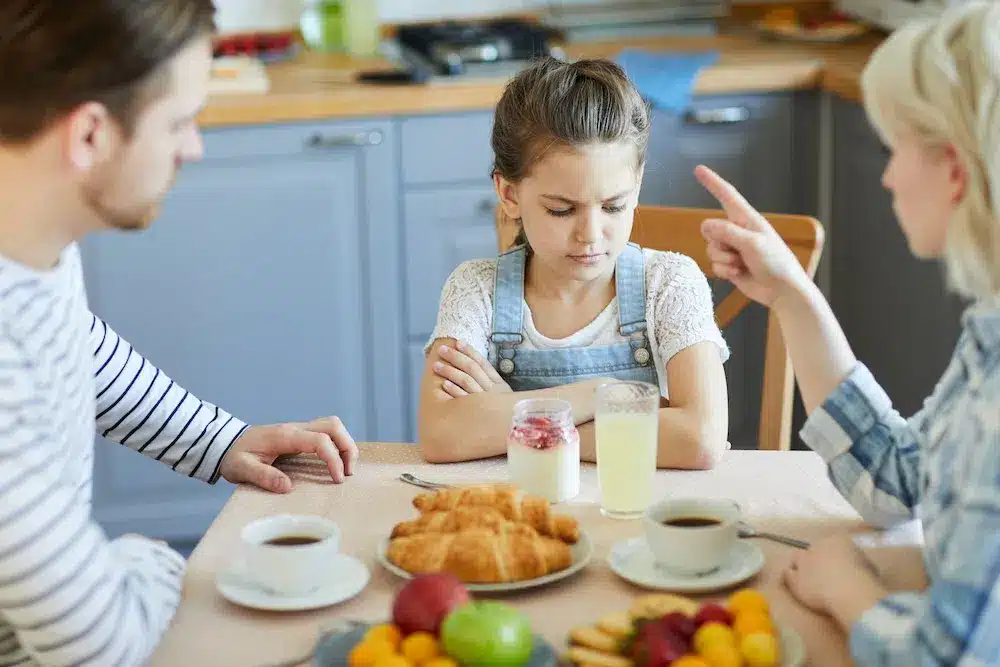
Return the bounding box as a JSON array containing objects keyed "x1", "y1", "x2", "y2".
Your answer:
[{"x1": 488, "y1": 243, "x2": 660, "y2": 391}]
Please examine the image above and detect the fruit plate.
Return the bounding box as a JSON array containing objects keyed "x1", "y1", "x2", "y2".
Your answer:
[
  {"x1": 565, "y1": 622, "x2": 806, "y2": 667},
  {"x1": 312, "y1": 621, "x2": 560, "y2": 667},
  {"x1": 376, "y1": 530, "x2": 593, "y2": 593}
]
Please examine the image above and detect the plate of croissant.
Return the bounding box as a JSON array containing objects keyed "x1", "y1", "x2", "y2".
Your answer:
[{"x1": 379, "y1": 483, "x2": 593, "y2": 592}]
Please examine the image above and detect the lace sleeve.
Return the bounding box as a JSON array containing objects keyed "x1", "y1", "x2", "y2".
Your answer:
[
  {"x1": 645, "y1": 250, "x2": 730, "y2": 365},
  {"x1": 424, "y1": 259, "x2": 497, "y2": 358}
]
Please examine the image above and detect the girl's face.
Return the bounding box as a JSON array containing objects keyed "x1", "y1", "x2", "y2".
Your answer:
[
  {"x1": 496, "y1": 141, "x2": 642, "y2": 284},
  {"x1": 881, "y1": 128, "x2": 966, "y2": 258}
]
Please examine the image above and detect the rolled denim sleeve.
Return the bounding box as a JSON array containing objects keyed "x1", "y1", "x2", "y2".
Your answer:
[{"x1": 800, "y1": 363, "x2": 921, "y2": 528}]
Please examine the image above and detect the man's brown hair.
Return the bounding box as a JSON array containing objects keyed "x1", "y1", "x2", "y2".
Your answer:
[{"x1": 0, "y1": 0, "x2": 216, "y2": 144}]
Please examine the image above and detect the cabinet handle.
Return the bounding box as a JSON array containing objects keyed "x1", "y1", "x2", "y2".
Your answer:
[
  {"x1": 684, "y1": 107, "x2": 750, "y2": 125},
  {"x1": 305, "y1": 130, "x2": 383, "y2": 150}
]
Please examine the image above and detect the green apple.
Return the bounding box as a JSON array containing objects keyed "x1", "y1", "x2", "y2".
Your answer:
[{"x1": 440, "y1": 601, "x2": 534, "y2": 666}]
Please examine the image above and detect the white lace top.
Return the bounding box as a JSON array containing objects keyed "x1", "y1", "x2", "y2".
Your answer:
[{"x1": 426, "y1": 249, "x2": 730, "y2": 398}]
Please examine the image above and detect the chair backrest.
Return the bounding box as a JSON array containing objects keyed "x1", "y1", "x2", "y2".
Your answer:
[{"x1": 495, "y1": 205, "x2": 825, "y2": 451}]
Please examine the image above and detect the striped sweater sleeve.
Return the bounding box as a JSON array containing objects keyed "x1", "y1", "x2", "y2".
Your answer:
[
  {"x1": 0, "y1": 334, "x2": 186, "y2": 666},
  {"x1": 88, "y1": 314, "x2": 249, "y2": 484}
]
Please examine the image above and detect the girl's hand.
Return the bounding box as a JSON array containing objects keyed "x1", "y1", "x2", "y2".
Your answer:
[
  {"x1": 433, "y1": 340, "x2": 512, "y2": 397},
  {"x1": 695, "y1": 165, "x2": 812, "y2": 308},
  {"x1": 783, "y1": 534, "x2": 886, "y2": 625}
]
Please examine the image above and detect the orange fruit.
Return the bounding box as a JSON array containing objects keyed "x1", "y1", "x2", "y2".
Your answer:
[
  {"x1": 728, "y1": 589, "x2": 770, "y2": 617},
  {"x1": 422, "y1": 659, "x2": 458, "y2": 667},
  {"x1": 741, "y1": 632, "x2": 781, "y2": 667},
  {"x1": 733, "y1": 611, "x2": 776, "y2": 639},
  {"x1": 699, "y1": 642, "x2": 743, "y2": 667},
  {"x1": 372, "y1": 656, "x2": 413, "y2": 667},
  {"x1": 348, "y1": 640, "x2": 396, "y2": 667},
  {"x1": 693, "y1": 622, "x2": 737, "y2": 654},
  {"x1": 364, "y1": 624, "x2": 403, "y2": 650},
  {"x1": 672, "y1": 657, "x2": 711, "y2": 667},
  {"x1": 399, "y1": 632, "x2": 440, "y2": 664}
]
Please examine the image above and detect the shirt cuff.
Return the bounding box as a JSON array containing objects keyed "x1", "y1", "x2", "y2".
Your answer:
[
  {"x1": 849, "y1": 591, "x2": 922, "y2": 665},
  {"x1": 207, "y1": 421, "x2": 251, "y2": 485},
  {"x1": 799, "y1": 362, "x2": 895, "y2": 463}
]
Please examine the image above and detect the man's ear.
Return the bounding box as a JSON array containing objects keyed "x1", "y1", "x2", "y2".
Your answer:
[
  {"x1": 63, "y1": 102, "x2": 117, "y2": 174},
  {"x1": 493, "y1": 172, "x2": 522, "y2": 220}
]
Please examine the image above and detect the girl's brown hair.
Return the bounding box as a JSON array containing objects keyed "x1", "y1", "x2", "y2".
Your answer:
[{"x1": 491, "y1": 56, "x2": 652, "y2": 248}]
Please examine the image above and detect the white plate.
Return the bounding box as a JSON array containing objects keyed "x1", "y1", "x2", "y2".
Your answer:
[
  {"x1": 609, "y1": 537, "x2": 765, "y2": 594},
  {"x1": 216, "y1": 554, "x2": 370, "y2": 612},
  {"x1": 377, "y1": 531, "x2": 593, "y2": 593}
]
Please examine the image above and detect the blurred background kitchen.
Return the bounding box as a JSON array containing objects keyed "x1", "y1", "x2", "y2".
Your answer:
[{"x1": 80, "y1": 0, "x2": 970, "y2": 555}]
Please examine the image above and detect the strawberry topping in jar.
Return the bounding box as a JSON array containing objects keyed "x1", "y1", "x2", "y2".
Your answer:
[{"x1": 506, "y1": 399, "x2": 580, "y2": 503}]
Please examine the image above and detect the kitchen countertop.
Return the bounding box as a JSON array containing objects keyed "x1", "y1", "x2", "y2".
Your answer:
[{"x1": 199, "y1": 30, "x2": 884, "y2": 128}]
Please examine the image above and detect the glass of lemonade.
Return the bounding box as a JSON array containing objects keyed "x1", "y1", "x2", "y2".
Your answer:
[{"x1": 595, "y1": 381, "x2": 659, "y2": 519}]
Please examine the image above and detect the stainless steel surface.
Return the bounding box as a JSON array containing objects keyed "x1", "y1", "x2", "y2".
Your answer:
[
  {"x1": 542, "y1": 0, "x2": 725, "y2": 28},
  {"x1": 305, "y1": 131, "x2": 383, "y2": 150},
  {"x1": 738, "y1": 521, "x2": 811, "y2": 549},
  {"x1": 685, "y1": 106, "x2": 751, "y2": 125}
]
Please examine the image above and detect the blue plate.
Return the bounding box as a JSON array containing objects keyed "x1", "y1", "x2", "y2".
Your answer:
[{"x1": 312, "y1": 621, "x2": 559, "y2": 666}]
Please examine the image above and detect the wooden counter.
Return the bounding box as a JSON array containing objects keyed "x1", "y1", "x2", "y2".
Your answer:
[{"x1": 199, "y1": 31, "x2": 883, "y2": 128}]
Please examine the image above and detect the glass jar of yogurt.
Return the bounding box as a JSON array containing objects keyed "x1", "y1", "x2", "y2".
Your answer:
[{"x1": 506, "y1": 399, "x2": 580, "y2": 503}]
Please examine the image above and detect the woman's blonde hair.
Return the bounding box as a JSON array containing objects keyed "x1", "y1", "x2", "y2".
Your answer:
[{"x1": 861, "y1": 1, "x2": 1000, "y2": 300}]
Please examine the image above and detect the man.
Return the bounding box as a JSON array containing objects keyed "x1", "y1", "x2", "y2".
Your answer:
[{"x1": 0, "y1": 1, "x2": 359, "y2": 665}]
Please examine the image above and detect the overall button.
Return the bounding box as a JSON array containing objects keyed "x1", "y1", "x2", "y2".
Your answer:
[
  {"x1": 498, "y1": 358, "x2": 515, "y2": 375},
  {"x1": 633, "y1": 347, "x2": 651, "y2": 366}
]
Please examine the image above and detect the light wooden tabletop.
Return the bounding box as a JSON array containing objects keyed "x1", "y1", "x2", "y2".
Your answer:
[{"x1": 148, "y1": 443, "x2": 888, "y2": 667}]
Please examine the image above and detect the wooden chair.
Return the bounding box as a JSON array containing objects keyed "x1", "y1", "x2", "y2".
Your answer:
[{"x1": 495, "y1": 206, "x2": 825, "y2": 451}]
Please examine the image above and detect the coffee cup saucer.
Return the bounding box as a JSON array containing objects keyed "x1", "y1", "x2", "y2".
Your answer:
[
  {"x1": 216, "y1": 553, "x2": 370, "y2": 612},
  {"x1": 608, "y1": 537, "x2": 765, "y2": 594}
]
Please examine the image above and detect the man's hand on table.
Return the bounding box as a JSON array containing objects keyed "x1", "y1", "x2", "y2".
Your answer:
[
  {"x1": 219, "y1": 417, "x2": 359, "y2": 493},
  {"x1": 783, "y1": 534, "x2": 890, "y2": 632}
]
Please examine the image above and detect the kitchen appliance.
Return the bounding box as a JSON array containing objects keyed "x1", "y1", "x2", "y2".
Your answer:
[
  {"x1": 835, "y1": 0, "x2": 990, "y2": 31},
  {"x1": 395, "y1": 19, "x2": 564, "y2": 78}
]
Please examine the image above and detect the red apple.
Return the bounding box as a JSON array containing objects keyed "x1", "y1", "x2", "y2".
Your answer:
[
  {"x1": 694, "y1": 603, "x2": 733, "y2": 628},
  {"x1": 391, "y1": 573, "x2": 471, "y2": 636}
]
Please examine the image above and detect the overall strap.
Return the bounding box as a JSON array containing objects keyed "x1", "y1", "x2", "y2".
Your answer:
[
  {"x1": 490, "y1": 246, "x2": 526, "y2": 375},
  {"x1": 616, "y1": 243, "x2": 648, "y2": 336}
]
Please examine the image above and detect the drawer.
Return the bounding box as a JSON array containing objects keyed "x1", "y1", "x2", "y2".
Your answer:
[
  {"x1": 400, "y1": 112, "x2": 495, "y2": 186},
  {"x1": 404, "y1": 184, "x2": 500, "y2": 337},
  {"x1": 198, "y1": 119, "x2": 392, "y2": 163}
]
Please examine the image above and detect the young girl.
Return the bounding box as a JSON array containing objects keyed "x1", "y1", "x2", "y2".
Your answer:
[
  {"x1": 418, "y1": 57, "x2": 730, "y2": 468},
  {"x1": 699, "y1": 4, "x2": 1000, "y2": 663}
]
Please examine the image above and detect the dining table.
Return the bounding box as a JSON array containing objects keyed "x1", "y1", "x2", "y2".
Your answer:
[{"x1": 148, "y1": 442, "x2": 928, "y2": 667}]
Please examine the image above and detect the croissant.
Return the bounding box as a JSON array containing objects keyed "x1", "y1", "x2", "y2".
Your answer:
[
  {"x1": 387, "y1": 524, "x2": 573, "y2": 583},
  {"x1": 390, "y1": 506, "x2": 510, "y2": 539},
  {"x1": 412, "y1": 485, "x2": 580, "y2": 544}
]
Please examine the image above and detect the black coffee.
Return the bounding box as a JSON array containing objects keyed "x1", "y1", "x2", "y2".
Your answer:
[
  {"x1": 663, "y1": 517, "x2": 721, "y2": 528},
  {"x1": 265, "y1": 535, "x2": 321, "y2": 546}
]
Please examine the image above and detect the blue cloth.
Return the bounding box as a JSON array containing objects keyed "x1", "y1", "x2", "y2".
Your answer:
[
  {"x1": 800, "y1": 300, "x2": 1000, "y2": 667},
  {"x1": 614, "y1": 49, "x2": 720, "y2": 114}
]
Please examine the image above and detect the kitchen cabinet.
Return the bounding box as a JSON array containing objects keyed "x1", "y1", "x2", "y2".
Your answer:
[
  {"x1": 80, "y1": 118, "x2": 400, "y2": 540},
  {"x1": 640, "y1": 93, "x2": 794, "y2": 213},
  {"x1": 830, "y1": 98, "x2": 964, "y2": 417}
]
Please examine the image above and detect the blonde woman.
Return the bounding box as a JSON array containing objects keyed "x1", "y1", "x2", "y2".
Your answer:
[{"x1": 698, "y1": 3, "x2": 1000, "y2": 664}]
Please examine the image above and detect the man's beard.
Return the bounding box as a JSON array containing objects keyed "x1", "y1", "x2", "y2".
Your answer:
[{"x1": 81, "y1": 164, "x2": 174, "y2": 232}]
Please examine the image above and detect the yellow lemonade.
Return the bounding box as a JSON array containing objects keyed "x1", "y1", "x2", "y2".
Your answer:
[{"x1": 595, "y1": 412, "x2": 658, "y2": 518}]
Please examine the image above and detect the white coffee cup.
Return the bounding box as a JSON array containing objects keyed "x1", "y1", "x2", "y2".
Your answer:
[
  {"x1": 237, "y1": 514, "x2": 341, "y2": 596},
  {"x1": 643, "y1": 497, "x2": 741, "y2": 576}
]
